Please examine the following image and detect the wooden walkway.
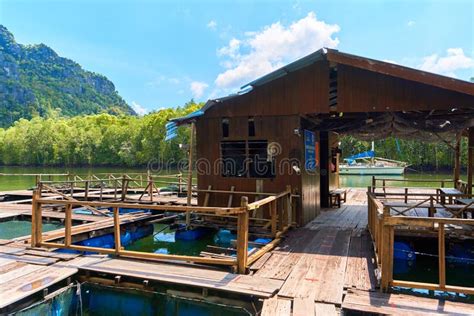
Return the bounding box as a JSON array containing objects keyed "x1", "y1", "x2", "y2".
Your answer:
[
  {"x1": 259, "y1": 188, "x2": 474, "y2": 315},
  {"x1": 1, "y1": 188, "x2": 474, "y2": 314}
]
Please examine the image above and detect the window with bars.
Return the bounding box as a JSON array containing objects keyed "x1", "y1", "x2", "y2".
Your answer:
[{"x1": 220, "y1": 140, "x2": 275, "y2": 178}]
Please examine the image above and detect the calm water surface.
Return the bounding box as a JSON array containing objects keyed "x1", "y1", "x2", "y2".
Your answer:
[{"x1": 0, "y1": 166, "x2": 465, "y2": 191}]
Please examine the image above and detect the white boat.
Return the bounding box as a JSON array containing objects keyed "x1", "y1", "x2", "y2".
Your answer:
[{"x1": 339, "y1": 143, "x2": 408, "y2": 175}]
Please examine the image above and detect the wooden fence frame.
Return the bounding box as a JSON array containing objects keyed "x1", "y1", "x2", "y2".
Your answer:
[
  {"x1": 30, "y1": 186, "x2": 293, "y2": 274},
  {"x1": 367, "y1": 188, "x2": 474, "y2": 295}
]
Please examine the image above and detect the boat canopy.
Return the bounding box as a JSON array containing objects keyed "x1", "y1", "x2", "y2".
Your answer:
[{"x1": 344, "y1": 150, "x2": 375, "y2": 165}]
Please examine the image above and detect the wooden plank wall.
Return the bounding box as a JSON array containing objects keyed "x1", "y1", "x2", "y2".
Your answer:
[
  {"x1": 337, "y1": 64, "x2": 474, "y2": 112},
  {"x1": 205, "y1": 61, "x2": 330, "y2": 118},
  {"x1": 196, "y1": 115, "x2": 304, "y2": 220}
]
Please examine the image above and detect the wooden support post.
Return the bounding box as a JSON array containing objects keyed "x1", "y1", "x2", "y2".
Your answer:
[
  {"x1": 203, "y1": 185, "x2": 212, "y2": 207},
  {"x1": 148, "y1": 176, "x2": 154, "y2": 202},
  {"x1": 380, "y1": 213, "x2": 393, "y2": 292},
  {"x1": 84, "y1": 181, "x2": 89, "y2": 201},
  {"x1": 114, "y1": 179, "x2": 118, "y2": 199},
  {"x1": 65, "y1": 204, "x2": 72, "y2": 247},
  {"x1": 270, "y1": 200, "x2": 277, "y2": 237},
  {"x1": 227, "y1": 186, "x2": 235, "y2": 208},
  {"x1": 277, "y1": 199, "x2": 284, "y2": 232},
  {"x1": 429, "y1": 196, "x2": 435, "y2": 217},
  {"x1": 121, "y1": 176, "x2": 128, "y2": 201},
  {"x1": 468, "y1": 128, "x2": 473, "y2": 195},
  {"x1": 237, "y1": 196, "x2": 249, "y2": 274},
  {"x1": 404, "y1": 188, "x2": 408, "y2": 204},
  {"x1": 113, "y1": 207, "x2": 121, "y2": 256},
  {"x1": 453, "y1": 132, "x2": 461, "y2": 189},
  {"x1": 285, "y1": 185, "x2": 292, "y2": 227},
  {"x1": 438, "y1": 223, "x2": 446, "y2": 289},
  {"x1": 186, "y1": 122, "x2": 195, "y2": 227},
  {"x1": 31, "y1": 189, "x2": 43, "y2": 247},
  {"x1": 70, "y1": 181, "x2": 74, "y2": 198},
  {"x1": 100, "y1": 182, "x2": 103, "y2": 201}
]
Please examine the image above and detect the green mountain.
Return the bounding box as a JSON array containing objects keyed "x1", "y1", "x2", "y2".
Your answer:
[{"x1": 0, "y1": 25, "x2": 135, "y2": 127}]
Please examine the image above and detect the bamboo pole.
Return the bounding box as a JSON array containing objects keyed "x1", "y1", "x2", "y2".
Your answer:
[
  {"x1": 34, "y1": 190, "x2": 43, "y2": 247},
  {"x1": 65, "y1": 204, "x2": 72, "y2": 247},
  {"x1": 237, "y1": 196, "x2": 249, "y2": 274},
  {"x1": 113, "y1": 207, "x2": 121, "y2": 256}
]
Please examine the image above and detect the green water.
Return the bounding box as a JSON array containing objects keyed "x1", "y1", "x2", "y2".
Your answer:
[
  {"x1": 0, "y1": 220, "x2": 63, "y2": 239},
  {"x1": 340, "y1": 172, "x2": 467, "y2": 188},
  {"x1": 126, "y1": 224, "x2": 221, "y2": 256},
  {"x1": 0, "y1": 166, "x2": 189, "y2": 191},
  {"x1": 0, "y1": 166, "x2": 464, "y2": 191}
]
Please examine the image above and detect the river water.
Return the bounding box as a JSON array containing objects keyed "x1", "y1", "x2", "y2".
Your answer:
[{"x1": 0, "y1": 166, "x2": 465, "y2": 191}]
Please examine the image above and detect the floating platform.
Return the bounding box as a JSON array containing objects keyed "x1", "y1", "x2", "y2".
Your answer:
[{"x1": 1, "y1": 188, "x2": 473, "y2": 314}]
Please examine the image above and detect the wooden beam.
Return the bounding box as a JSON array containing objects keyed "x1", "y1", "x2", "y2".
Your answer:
[
  {"x1": 41, "y1": 184, "x2": 108, "y2": 216},
  {"x1": 438, "y1": 223, "x2": 446, "y2": 289},
  {"x1": 237, "y1": 196, "x2": 249, "y2": 274},
  {"x1": 65, "y1": 204, "x2": 72, "y2": 247},
  {"x1": 270, "y1": 200, "x2": 277, "y2": 237},
  {"x1": 454, "y1": 132, "x2": 461, "y2": 188},
  {"x1": 35, "y1": 198, "x2": 246, "y2": 215},
  {"x1": 113, "y1": 207, "x2": 121, "y2": 256}
]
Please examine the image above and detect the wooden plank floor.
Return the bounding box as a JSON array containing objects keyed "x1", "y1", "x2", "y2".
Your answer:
[
  {"x1": 0, "y1": 242, "x2": 79, "y2": 311},
  {"x1": 1, "y1": 188, "x2": 473, "y2": 314},
  {"x1": 258, "y1": 188, "x2": 474, "y2": 315},
  {"x1": 64, "y1": 255, "x2": 283, "y2": 298},
  {"x1": 343, "y1": 288, "x2": 474, "y2": 315}
]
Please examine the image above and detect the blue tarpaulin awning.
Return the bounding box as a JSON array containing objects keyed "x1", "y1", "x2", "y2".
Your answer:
[{"x1": 344, "y1": 150, "x2": 375, "y2": 164}]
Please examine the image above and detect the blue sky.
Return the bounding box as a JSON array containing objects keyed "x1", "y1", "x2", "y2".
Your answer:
[{"x1": 1, "y1": 0, "x2": 473, "y2": 114}]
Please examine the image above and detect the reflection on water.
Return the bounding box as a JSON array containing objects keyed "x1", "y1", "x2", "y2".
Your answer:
[{"x1": 126, "y1": 224, "x2": 219, "y2": 256}]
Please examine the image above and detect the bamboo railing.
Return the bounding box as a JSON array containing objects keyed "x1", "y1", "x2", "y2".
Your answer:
[
  {"x1": 30, "y1": 186, "x2": 293, "y2": 274},
  {"x1": 368, "y1": 186, "x2": 474, "y2": 295},
  {"x1": 38, "y1": 173, "x2": 196, "y2": 203}
]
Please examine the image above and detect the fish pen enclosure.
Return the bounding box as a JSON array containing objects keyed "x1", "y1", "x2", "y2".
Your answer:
[
  {"x1": 29, "y1": 184, "x2": 294, "y2": 274},
  {"x1": 367, "y1": 178, "x2": 474, "y2": 295}
]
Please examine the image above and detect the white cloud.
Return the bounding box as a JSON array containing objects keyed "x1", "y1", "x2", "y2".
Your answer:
[
  {"x1": 131, "y1": 101, "x2": 148, "y2": 116},
  {"x1": 418, "y1": 48, "x2": 474, "y2": 77},
  {"x1": 407, "y1": 21, "x2": 415, "y2": 27},
  {"x1": 215, "y1": 12, "x2": 340, "y2": 89},
  {"x1": 207, "y1": 20, "x2": 217, "y2": 30},
  {"x1": 190, "y1": 81, "x2": 209, "y2": 98}
]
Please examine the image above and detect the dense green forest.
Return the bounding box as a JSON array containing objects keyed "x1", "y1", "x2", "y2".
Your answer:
[
  {"x1": 340, "y1": 136, "x2": 467, "y2": 172},
  {"x1": 0, "y1": 99, "x2": 466, "y2": 170},
  {"x1": 0, "y1": 25, "x2": 134, "y2": 127},
  {"x1": 0, "y1": 101, "x2": 201, "y2": 166}
]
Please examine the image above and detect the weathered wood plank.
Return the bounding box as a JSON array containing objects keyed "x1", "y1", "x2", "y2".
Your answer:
[
  {"x1": 343, "y1": 289, "x2": 474, "y2": 315},
  {"x1": 0, "y1": 265, "x2": 77, "y2": 309}
]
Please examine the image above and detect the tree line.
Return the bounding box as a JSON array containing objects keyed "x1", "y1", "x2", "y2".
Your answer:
[
  {"x1": 339, "y1": 135, "x2": 468, "y2": 172},
  {"x1": 0, "y1": 100, "x2": 467, "y2": 170},
  {"x1": 0, "y1": 101, "x2": 201, "y2": 166}
]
